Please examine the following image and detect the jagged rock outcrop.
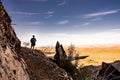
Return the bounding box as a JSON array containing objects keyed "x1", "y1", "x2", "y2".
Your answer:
[
  {"x1": 94, "y1": 61, "x2": 120, "y2": 80},
  {"x1": 0, "y1": 2, "x2": 30, "y2": 80},
  {"x1": 54, "y1": 41, "x2": 67, "y2": 61},
  {"x1": 98, "y1": 62, "x2": 120, "y2": 80}
]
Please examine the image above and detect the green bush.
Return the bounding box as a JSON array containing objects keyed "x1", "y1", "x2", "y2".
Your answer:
[
  {"x1": 58, "y1": 60, "x2": 77, "y2": 74},
  {"x1": 57, "y1": 44, "x2": 93, "y2": 80},
  {"x1": 78, "y1": 66, "x2": 93, "y2": 80},
  {"x1": 57, "y1": 59, "x2": 92, "y2": 80}
]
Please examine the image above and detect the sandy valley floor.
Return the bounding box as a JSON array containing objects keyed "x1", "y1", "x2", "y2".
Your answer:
[{"x1": 37, "y1": 45, "x2": 120, "y2": 66}]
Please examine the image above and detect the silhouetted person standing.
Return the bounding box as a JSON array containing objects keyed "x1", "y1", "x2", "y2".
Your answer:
[{"x1": 30, "y1": 35, "x2": 36, "y2": 52}]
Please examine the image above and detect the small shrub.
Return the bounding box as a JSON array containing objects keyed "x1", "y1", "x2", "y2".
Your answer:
[
  {"x1": 57, "y1": 59, "x2": 93, "y2": 80},
  {"x1": 67, "y1": 44, "x2": 77, "y2": 59},
  {"x1": 57, "y1": 59, "x2": 78, "y2": 79},
  {"x1": 58, "y1": 60, "x2": 77, "y2": 74},
  {"x1": 78, "y1": 65, "x2": 93, "y2": 80},
  {"x1": 57, "y1": 44, "x2": 93, "y2": 80}
]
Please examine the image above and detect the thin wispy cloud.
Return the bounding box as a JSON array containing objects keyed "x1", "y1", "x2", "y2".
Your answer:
[
  {"x1": 83, "y1": 9, "x2": 120, "y2": 18},
  {"x1": 43, "y1": 11, "x2": 54, "y2": 19},
  {"x1": 82, "y1": 22, "x2": 91, "y2": 26},
  {"x1": 44, "y1": 14, "x2": 53, "y2": 19},
  {"x1": 57, "y1": 20, "x2": 69, "y2": 25},
  {"x1": 73, "y1": 22, "x2": 91, "y2": 28},
  {"x1": 44, "y1": 11, "x2": 55, "y2": 15},
  {"x1": 11, "y1": 10, "x2": 55, "y2": 19},
  {"x1": 58, "y1": 0, "x2": 66, "y2": 6},
  {"x1": 11, "y1": 10, "x2": 54, "y2": 16},
  {"x1": 10, "y1": 11, "x2": 40, "y2": 15},
  {"x1": 29, "y1": 21, "x2": 43, "y2": 25}
]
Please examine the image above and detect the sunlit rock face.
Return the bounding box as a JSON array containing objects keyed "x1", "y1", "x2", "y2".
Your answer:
[{"x1": 0, "y1": 2, "x2": 30, "y2": 80}]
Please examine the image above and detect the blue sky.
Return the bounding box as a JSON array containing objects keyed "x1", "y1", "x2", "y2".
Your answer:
[{"x1": 1, "y1": 0, "x2": 120, "y2": 46}]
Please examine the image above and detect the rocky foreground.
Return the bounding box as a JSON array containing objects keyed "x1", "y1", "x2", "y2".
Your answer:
[{"x1": 19, "y1": 47, "x2": 72, "y2": 80}]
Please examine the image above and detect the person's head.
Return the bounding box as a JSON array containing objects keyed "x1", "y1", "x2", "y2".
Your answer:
[{"x1": 33, "y1": 35, "x2": 35, "y2": 38}]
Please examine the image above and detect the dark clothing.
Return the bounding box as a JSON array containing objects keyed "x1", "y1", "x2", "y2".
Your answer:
[
  {"x1": 30, "y1": 37, "x2": 36, "y2": 46},
  {"x1": 31, "y1": 42, "x2": 35, "y2": 46}
]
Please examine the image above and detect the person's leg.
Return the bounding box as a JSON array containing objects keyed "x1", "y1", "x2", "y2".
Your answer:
[
  {"x1": 33, "y1": 46, "x2": 34, "y2": 50},
  {"x1": 30, "y1": 44, "x2": 33, "y2": 52},
  {"x1": 31, "y1": 43, "x2": 32, "y2": 48}
]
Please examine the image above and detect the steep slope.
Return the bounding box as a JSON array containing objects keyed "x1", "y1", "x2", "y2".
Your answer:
[
  {"x1": 0, "y1": 2, "x2": 30, "y2": 80},
  {"x1": 19, "y1": 47, "x2": 72, "y2": 80}
]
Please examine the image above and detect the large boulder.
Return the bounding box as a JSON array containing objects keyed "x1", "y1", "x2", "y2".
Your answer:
[{"x1": 94, "y1": 61, "x2": 120, "y2": 80}]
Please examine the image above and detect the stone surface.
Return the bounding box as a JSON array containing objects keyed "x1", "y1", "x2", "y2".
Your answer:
[
  {"x1": 19, "y1": 47, "x2": 72, "y2": 80},
  {"x1": 93, "y1": 61, "x2": 120, "y2": 80},
  {"x1": 0, "y1": 2, "x2": 30, "y2": 80},
  {"x1": 99, "y1": 62, "x2": 120, "y2": 80},
  {"x1": 54, "y1": 41, "x2": 67, "y2": 61}
]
